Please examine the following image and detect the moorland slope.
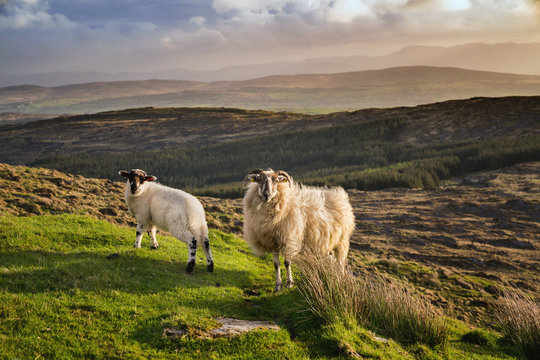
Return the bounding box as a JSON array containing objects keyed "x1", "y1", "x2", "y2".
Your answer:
[{"x1": 1, "y1": 96, "x2": 538, "y2": 165}]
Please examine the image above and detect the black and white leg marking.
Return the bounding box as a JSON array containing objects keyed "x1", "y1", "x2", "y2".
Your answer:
[
  {"x1": 134, "y1": 223, "x2": 145, "y2": 248},
  {"x1": 148, "y1": 226, "x2": 158, "y2": 250},
  {"x1": 186, "y1": 237, "x2": 197, "y2": 273},
  {"x1": 202, "y1": 237, "x2": 214, "y2": 272}
]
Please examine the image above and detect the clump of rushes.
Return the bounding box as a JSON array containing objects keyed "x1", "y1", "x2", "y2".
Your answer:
[
  {"x1": 296, "y1": 251, "x2": 448, "y2": 347},
  {"x1": 494, "y1": 288, "x2": 540, "y2": 359}
]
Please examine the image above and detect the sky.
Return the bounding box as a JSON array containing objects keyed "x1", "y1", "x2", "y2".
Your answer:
[{"x1": 1, "y1": 0, "x2": 540, "y2": 75}]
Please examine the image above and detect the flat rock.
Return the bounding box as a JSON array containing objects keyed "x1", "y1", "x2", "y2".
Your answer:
[
  {"x1": 163, "y1": 318, "x2": 281, "y2": 340},
  {"x1": 163, "y1": 328, "x2": 187, "y2": 339},
  {"x1": 208, "y1": 318, "x2": 280, "y2": 337}
]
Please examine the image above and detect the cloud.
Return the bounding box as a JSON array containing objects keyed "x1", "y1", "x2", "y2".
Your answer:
[
  {"x1": 189, "y1": 16, "x2": 206, "y2": 26},
  {"x1": 1, "y1": 0, "x2": 539, "y2": 75},
  {"x1": 203, "y1": 0, "x2": 539, "y2": 44},
  {"x1": 212, "y1": 0, "x2": 379, "y2": 23},
  {"x1": 0, "y1": 0, "x2": 75, "y2": 30}
]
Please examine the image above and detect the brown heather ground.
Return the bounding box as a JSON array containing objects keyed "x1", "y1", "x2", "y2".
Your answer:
[
  {"x1": 1, "y1": 162, "x2": 538, "y2": 328},
  {"x1": 348, "y1": 162, "x2": 539, "y2": 327},
  {"x1": 0, "y1": 163, "x2": 243, "y2": 234}
]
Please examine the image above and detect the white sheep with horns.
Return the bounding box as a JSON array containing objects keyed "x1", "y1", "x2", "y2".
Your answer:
[
  {"x1": 119, "y1": 169, "x2": 214, "y2": 273},
  {"x1": 242, "y1": 168, "x2": 355, "y2": 291}
]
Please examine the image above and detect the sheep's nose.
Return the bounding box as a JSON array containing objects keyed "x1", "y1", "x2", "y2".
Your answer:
[{"x1": 263, "y1": 191, "x2": 269, "y2": 199}]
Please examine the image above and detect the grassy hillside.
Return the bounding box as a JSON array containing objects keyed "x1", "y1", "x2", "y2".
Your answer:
[
  {"x1": 1, "y1": 163, "x2": 538, "y2": 358},
  {"x1": 2, "y1": 162, "x2": 538, "y2": 325},
  {"x1": 0, "y1": 214, "x2": 528, "y2": 359},
  {"x1": 0, "y1": 214, "x2": 310, "y2": 359},
  {"x1": 2, "y1": 66, "x2": 540, "y2": 114}
]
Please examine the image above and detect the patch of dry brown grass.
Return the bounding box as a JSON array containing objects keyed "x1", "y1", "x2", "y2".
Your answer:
[
  {"x1": 296, "y1": 251, "x2": 448, "y2": 346},
  {"x1": 494, "y1": 289, "x2": 540, "y2": 359}
]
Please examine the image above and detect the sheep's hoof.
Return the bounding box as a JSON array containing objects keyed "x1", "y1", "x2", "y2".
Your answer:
[
  {"x1": 206, "y1": 262, "x2": 214, "y2": 273},
  {"x1": 150, "y1": 244, "x2": 159, "y2": 250},
  {"x1": 285, "y1": 280, "x2": 294, "y2": 289},
  {"x1": 186, "y1": 260, "x2": 195, "y2": 274},
  {"x1": 133, "y1": 244, "x2": 141, "y2": 249},
  {"x1": 274, "y1": 283, "x2": 282, "y2": 292}
]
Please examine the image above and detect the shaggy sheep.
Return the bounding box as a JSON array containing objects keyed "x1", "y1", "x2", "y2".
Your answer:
[
  {"x1": 242, "y1": 168, "x2": 355, "y2": 291},
  {"x1": 119, "y1": 169, "x2": 214, "y2": 273}
]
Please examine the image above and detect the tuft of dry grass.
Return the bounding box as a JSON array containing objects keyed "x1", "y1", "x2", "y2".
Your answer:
[
  {"x1": 296, "y1": 251, "x2": 448, "y2": 347},
  {"x1": 494, "y1": 289, "x2": 540, "y2": 359}
]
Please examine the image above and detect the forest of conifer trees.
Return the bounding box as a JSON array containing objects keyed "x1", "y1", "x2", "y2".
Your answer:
[{"x1": 31, "y1": 117, "x2": 540, "y2": 198}]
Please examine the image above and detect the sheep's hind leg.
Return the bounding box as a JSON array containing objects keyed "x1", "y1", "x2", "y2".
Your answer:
[
  {"x1": 148, "y1": 226, "x2": 159, "y2": 250},
  {"x1": 134, "y1": 223, "x2": 146, "y2": 248},
  {"x1": 334, "y1": 242, "x2": 349, "y2": 271},
  {"x1": 273, "y1": 252, "x2": 282, "y2": 292},
  {"x1": 186, "y1": 236, "x2": 198, "y2": 274},
  {"x1": 284, "y1": 256, "x2": 294, "y2": 289},
  {"x1": 201, "y1": 237, "x2": 214, "y2": 272}
]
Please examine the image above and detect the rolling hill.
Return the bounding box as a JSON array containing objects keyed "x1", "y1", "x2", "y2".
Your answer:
[
  {"x1": 0, "y1": 96, "x2": 537, "y2": 198},
  {"x1": 0, "y1": 96, "x2": 538, "y2": 166},
  {"x1": 1, "y1": 42, "x2": 539, "y2": 87},
  {"x1": 2, "y1": 66, "x2": 540, "y2": 114}
]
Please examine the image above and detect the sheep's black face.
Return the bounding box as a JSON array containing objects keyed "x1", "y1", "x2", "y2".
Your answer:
[
  {"x1": 244, "y1": 169, "x2": 291, "y2": 202},
  {"x1": 119, "y1": 169, "x2": 157, "y2": 194}
]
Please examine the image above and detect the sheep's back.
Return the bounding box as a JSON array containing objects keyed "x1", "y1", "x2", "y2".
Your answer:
[
  {"x1": 298, "y1": 186, "x2": 355, "y2": 253},
  {"x1": 147, "y1": 183, "x2": 206, "y2": 235}
]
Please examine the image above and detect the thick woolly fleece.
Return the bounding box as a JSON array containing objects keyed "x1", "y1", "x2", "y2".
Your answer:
[
  {"x1": 123, "y1": 180, "x2": 214, "y2": 273},
  {"x1": 243, "y1": 180, "x2": 354, "y2": 277}
]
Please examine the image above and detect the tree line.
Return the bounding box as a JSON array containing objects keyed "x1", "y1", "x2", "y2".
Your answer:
[{"x1": 31, "y1": 117, "x2": 540, "y2": 198}]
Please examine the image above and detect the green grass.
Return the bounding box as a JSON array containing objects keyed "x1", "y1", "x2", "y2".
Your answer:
[
  {"x1": 0, "y1": 214, "x2": 527, "y2": 359},
  {"x1": 0, "y1": 214, "x2": 308, "y2": 359}
]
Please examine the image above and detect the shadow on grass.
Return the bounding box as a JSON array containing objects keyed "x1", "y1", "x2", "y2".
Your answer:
[
  {"x1": 0, "y1": 249, "x2": 253, "y2": 294},
  {"x1": 449, "y1": 338, "x2": 523, "y2": 360}
]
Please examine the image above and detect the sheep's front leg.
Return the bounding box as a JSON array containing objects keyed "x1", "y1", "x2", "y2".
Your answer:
[
  {"x1": 273, "y1": 252, "x2": 282, "y2": 292},
  {"x1": 186, "y1": 236, "x2": 198, "y2": 274},
  {"x1": 147, "y1": 226, "x2": 159, "y2": 250},
  {"x1": 284, "y1": 257, "x2": 294, "y2": 288},
  {"x1": 134, "y1": 223, "x2": 146, "y2": 248}
]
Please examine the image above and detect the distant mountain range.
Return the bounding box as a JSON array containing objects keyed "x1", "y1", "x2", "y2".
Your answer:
[
  {"x1": 1, "y1": 66, "x2": 540, "y2": 114},
  {"x1": 1, "y1": 42, "x2": 539, "y2": 87}
]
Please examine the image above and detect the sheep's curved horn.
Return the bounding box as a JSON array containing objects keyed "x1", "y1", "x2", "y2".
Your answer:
[
  {"x1": 243, "y1": 168, "x2": 264, "y2": 185},
  {"x1": 276, "y1": 170, "x2": 292, "y2": 185}
]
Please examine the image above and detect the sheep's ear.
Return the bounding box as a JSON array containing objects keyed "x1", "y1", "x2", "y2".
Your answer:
[
  {"x1": 276, "y1": 170, "x2": 292, "y2": 184},
  {"x1": 145, "y1": 175, "x2": 157, "y2": 182},
  {"x1": 244, "y1": 173, "x2": 260, "y2": 184},
  {"x1": 119, "y1": 170, "x2": 130, "y2": 178},
  {"x1": 243, "y1": 168, "x2": 263, "y2": 185}
]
